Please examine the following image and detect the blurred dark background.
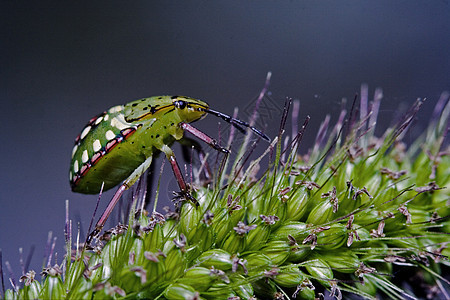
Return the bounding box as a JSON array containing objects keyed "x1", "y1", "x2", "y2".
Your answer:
[{"x1": 1, "y1": 1, "x2": 449, "y2": 283}]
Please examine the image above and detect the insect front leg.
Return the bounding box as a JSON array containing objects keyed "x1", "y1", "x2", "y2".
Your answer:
[
  {"x1": 180, "y1": 122, "x2": 230, "y2": 154},
  {"x1": 160, "y1": 144, "x2": 199, "y2": 207},
  {"x1": 86, "y1": 156, "x2": 153, "y2": 245}
]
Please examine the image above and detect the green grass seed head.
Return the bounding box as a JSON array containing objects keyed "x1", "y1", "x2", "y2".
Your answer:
[{"x1": 3, "y1": 88, "x2": 449, "y2": 299}]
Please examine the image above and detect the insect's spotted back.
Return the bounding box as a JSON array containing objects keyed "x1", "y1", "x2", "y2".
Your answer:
[{"x1": 70, "y1": 96, "x2": 212, "y2": 194}]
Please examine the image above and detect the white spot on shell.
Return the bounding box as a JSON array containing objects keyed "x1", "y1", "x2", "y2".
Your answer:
[
  {"x1": 105, "y1": 130, "x2": 116, "y2": 141},
  {"x1": 108, "y1": 105, "x2": 123, "y2": 114},
  {"x1": 111, "y1": 115, "x2": 129, "y2": 130},
  {"x1": 69, "y1": 172, "x2": 72, "y2": 181},
  {"x1": 82, "y1": 150, "x2": 89, "y2": 163},
  {"x1": 74, "y1": 160, "x2": 79, "y2": 173},
  {"x1": 93, "y1": 139, "x2": 102, "y2": 152},
  {"x1": 71, "y1": 145, "x2": 78, "y2": 158},
  {"x1": 80, "y1": 126, "x2": 91, "y2": 140},
  {"x1": 104, "y1": 114, "x2": 109, "y2": 121},
  {"x1": 94, "y1": 116, "x2": 103, "y2": 125}
]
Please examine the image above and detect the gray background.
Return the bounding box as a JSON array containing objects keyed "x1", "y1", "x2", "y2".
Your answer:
[{"x1": 1, "y1": 1, "x2": 449, "y2": 282}]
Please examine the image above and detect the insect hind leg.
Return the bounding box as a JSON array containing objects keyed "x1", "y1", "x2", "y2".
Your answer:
[{"x1": 86, "y1": 156, "x2": 153, "y2": 245}]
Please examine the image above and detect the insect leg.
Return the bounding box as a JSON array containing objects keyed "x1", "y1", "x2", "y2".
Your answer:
[
  {"x1": 86, "y1": 156, "x2": 153, "y2": 245},
  {"x1": 180, "y1": 122, "x2": 230, "y2": 154},
  {"x1": 160, "y1": 144, "x2": 199, "y2": 207}
]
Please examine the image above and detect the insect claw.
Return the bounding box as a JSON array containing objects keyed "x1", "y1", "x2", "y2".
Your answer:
[
  {"x1": 191, "y1": 198, "x2": 200, "y2": 207},
  {"x1": 183, "y1": 191, "x2": 199, "y2": 207},
  {"x1": 211, "y1": 140, "x2": 230, "y2": 154},
  {"x1": 86, "y1": 227, "x2": 101, "y2": 246},
  {"x1": 172, "y1": 191, "x2": 199, "y2": 207}
]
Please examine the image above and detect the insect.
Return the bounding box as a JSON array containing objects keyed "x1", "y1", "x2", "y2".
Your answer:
[{"x1": 70, "y1": 95, "x2": 270, "y2": 243}]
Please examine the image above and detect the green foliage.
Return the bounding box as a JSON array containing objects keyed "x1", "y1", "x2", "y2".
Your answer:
[{"x1": 4, "y1": 93, "x2": 449, "y2": 299}]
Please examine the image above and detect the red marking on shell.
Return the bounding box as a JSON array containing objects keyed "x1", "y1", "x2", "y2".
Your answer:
[
  {"x1": 88, "y1": 115, "x2": 98, "y2": 124},
  {"x1": 91, "y1": 151, "x2": 104, "y2": 165},
  {"x1": 121, "y1": 127, "x2": 136, "y2": 139},
  {"x1": 88, "y1": 111, "x2": 107, "y2": 126},
  {"x1": 80, "y1": 163, "x2": 90, "y2": 176},
  {"x1": 105, "y1": 139, "x2": 120, "y2": 153},
  {"x1": 74, "y1": 134, "x2": 81, "y2": 145},
  {"x1": 72, "y1": 175, "x2": 81, "y2": 186}
]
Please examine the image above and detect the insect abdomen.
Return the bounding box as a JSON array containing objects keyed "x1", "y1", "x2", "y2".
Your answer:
[{"x1": 70, "y1": 106, "x2": 145, "y2": 194}]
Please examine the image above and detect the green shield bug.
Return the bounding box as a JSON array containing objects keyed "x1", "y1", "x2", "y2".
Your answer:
[{"x1": 70, "y1": 95, "x2": 269, "y2": 243}]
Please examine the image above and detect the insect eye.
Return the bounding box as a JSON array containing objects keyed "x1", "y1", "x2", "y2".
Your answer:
[{"x1": 174, "y1": 100, "x2": 187, "y2": 109}]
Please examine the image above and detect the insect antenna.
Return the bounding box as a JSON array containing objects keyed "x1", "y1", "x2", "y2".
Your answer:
[{"x1": 202, "y1": 108, "x2": 271, "y2": 142}]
